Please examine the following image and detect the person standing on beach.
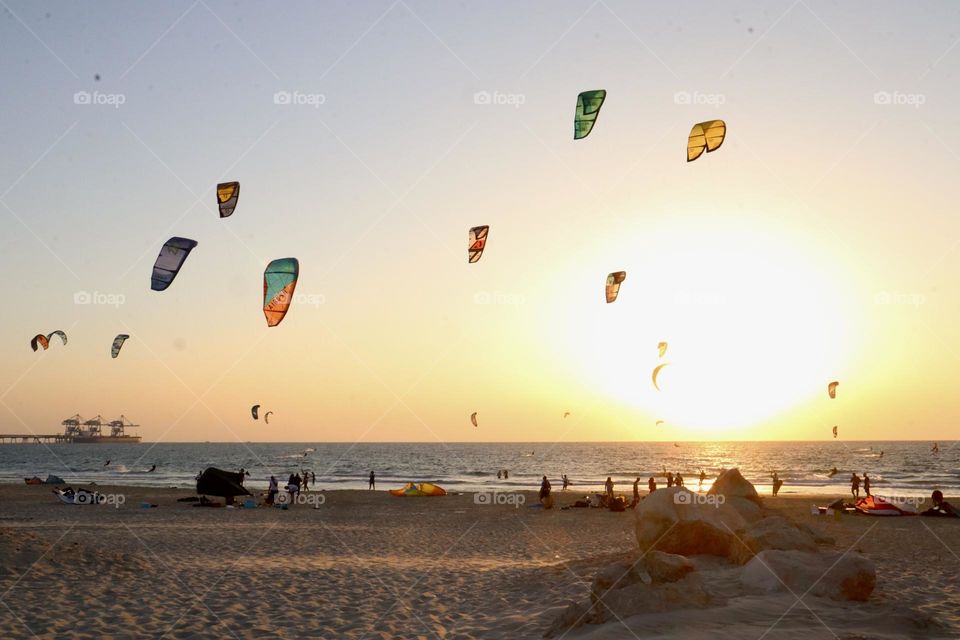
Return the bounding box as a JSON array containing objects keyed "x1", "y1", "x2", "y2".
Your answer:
[
  {"x1": 675, "y1": 472, "x2": 684, "y2": 487},
  {"x1": 863, "y1": 473, "x2": 871, "y2": 497},
  {"x1": 562, "y1": 474, "x2": 569, "y2": 490},
  {"x1": 267, "y1": 475, "x2": 278, "y2": 505},
  {"x1": 302, "y1": 471, "x2": 309, "y2": 491},
  {"x1": 369, "y1": 470, "x2": 376, "y2": 490},
  {"x1": 497, "y1": 470, "x2": 502, "y2": 479},
  {"x1": 851, "y1": 473, "x2": 861, "y2": 499},
  {"x1": 539, "y1": 475, "x2": 551, "y2": 502},
  {"x1": 631, "y1": 477, "x2": 641, "y2": 508},
  {"x1": 238, "y1": 468, "x2": 246, "y2": 485},
  {"x1": 605, "y1": 477, "x2": 614, "y2": 499},
  {"x1": 666, "y1": 472, "x2": 674, "y2": 488},
  {"x1": 648, "y1": 477, "x2": 657, "y2": 493},
  {"x1": 699, "y1": 469, "x2": 706, "y2": 489}
]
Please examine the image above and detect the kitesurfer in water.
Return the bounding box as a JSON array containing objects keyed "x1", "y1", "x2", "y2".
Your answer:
[
  {"x1": 104, "y1": 460, "x2": 110, "y2": 467},
  {"x1": 827, "y1": 467, "x2": 838, "y2": 478},
  {"x1": 147, "y1": 464, "x2": 156, "y2": 473}
]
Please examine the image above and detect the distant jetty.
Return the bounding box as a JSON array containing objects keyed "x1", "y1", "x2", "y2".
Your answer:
[{"x1": 0, "y1": 414, "x2": 141, "y2": 444}]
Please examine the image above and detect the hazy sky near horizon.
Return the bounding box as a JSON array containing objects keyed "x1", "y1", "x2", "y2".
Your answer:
[{"x1": 2, "y1": 1, "x2": 960, "y2": 443}]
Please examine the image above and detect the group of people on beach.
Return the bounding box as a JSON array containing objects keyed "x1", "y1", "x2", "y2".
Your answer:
[{"x1": 264, "y1": 470, "x2": 315, "y2": 505}]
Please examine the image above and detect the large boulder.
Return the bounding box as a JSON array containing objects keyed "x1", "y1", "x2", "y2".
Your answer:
[
  {"x1": 729, "y1": 516, "x2": 819, "y2": 564},
  {"x1": 594, "y1": 574, "x2": 711, "y2": 623},
  {"x1": 635, "y1": 487, "x2": 742, "y2": 557},
  {"x1": 708, "y1": 468, "x2": 761, "y2": 504},
  {"x1": 740, "y1": 550, "x2": 876, "y2": 601}
]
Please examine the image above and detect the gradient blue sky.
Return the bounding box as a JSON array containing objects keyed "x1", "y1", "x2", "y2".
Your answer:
[{"x1": 2, "y1": 1, "x2": 960, "y2": 442}]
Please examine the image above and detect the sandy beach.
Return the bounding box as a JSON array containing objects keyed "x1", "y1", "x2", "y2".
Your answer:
[{"x1": 1, "y1": 484, "x2": 958, "y2": 639}]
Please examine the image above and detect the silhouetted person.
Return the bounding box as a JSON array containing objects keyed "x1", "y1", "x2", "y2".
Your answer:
[
  {"x1": 666, "y1": 472, "x2": 674, "y2": 488},
  {"x1": 851, "y1": 473, "x2": 861, "y2": 499},
  {"x1": 539, "y1": 475, "x2": 551, "y2": 502},
  {"x1": 648, "y1": 477, "x2": 657, "y2": 493},
  {"x1": 863, "y1": 473, "x2": 871, "y2": 497},
  {"x1": 631, "y1": 477, "x2": 641, "y2": 508},
  {"x1": 675, "y1": 472, "x2": 684, "y2": 487},
  {"x1": 562, "y1": 474, "x2": 569, "y2": 490},
  {"x1": 369, "y1": 470, "x2": 376, "y2": 490},
  {"x1": 605, "y1": 476, "x2": 614, "y2": 499},
  {"x1": 699, "y1": 469, "x2": 706, "y2": 489}
]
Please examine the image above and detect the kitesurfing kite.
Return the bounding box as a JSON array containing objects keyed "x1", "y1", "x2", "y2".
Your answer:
[
  {"x1": 468, "y1": 226, "x2": 489, "y2": 263},
  {"x1": 563, "y1": 411, "x2": 571, "y2": 419},
  {"x1": 828, "y1": 381, "x2": 839, "y2": 399},
  {"x1": 687, "y1": 120, "x2": 726, "y2": 162},
  {"x1": 605, "y1": 271, "x2": 626, "y2": 303},
  {"x1": 251, "y1": 405, "x2": 260, "y2": 420},
  {"x1": 656, "y1": 420, "x2": 665, "y2": 426},
  {"x1": 652, "y1": 363, "x2": 670, "y2": 391},
  {"x1": 574, "y1": 90, "x2": 606, "y2": 140},
  {"x1": 216, "y1": 181, "x2": 240, "y2": 218},
  {"x1": 832, "y1": 425, "x2": 838, "y2": 439},
  {"x1": 264, "y1": 411, "x2": 273, "y2": 424},
  {"x1": 263, "y1": 258, "x2": 299, "y2": 327},
  {"x1": 30, "y1": 334, "x2": 49, "y2": 351},
  {"x1": 470, "y1": 412, "x2": 478, "y2": 428},
  {"x1": 151, "y1": 237, "x2": 198, "y2": 291},
  {"x1": 111, "y1": 334, "x2": 129, "y2": 358},
  {"x1": 658, "y1": 342, "x2": 668, "y2": 358},
  {"x1": 46, "y1": 330, "x2": 67, "y2": 346}
]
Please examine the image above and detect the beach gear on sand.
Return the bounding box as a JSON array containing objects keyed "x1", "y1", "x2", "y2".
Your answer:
[
  {"x1": 24, "y1": 477, "x2": 42, "y2": 485},
  {"x1": 45, "y1": 474, "x2": 65, "y2": 485},
  {"x1": 53, "y1": 488, "x2": 102, "y2": 505},
  {"x1": 389, "y1": 482, "x2": 447, "y2": 497},
  {"x1": 855, "y1": 495, "x2": 917, "y2": 516},
  {"x1": 196, "y1": 467, "x2": 251, "y2": 499}
]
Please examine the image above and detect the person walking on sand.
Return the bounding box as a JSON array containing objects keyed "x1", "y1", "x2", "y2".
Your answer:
[
  {"x1": 771, "y1": 472, "x2": 782, "y2": 497},
  {"x1": 605, "y1": 477, "x2": 614, "y2": 500},
  {"x1": 863, "y1": 473, "x2": 871, "y2": 497},
  {"x1": 562, "y1": 474, "x2": 570, "y2": 491},
  {"x1": 648, "y1": 477, "x2": 657, "y2": 493},
  {"x1": 369, "y1": 470, "x2": 376, "y2": 490},
  {"x1": 539, "y1": 475, "x2": 551, "y2": 502},
  {"x1": 851, "y1": 473, "x2": 861, "y2": 499},
  {"x1": 631, "y1": 477, "x2": 641, "y2": 508}
]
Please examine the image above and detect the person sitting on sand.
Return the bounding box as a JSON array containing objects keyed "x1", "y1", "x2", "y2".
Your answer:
[
  {"x1": 605, "y1": 477, "x2": 614, "y2": 500},
  {"x1": 369, "y1": 470, "x2": 376, "y2": 490},
  {"x1": 666, "y1": 472, "x2": 674, "y2": 488},
  {"x1": 631, "y1": 477, "x2": 640, "y2": 508},
  {"x1": 562, "y1": 474, "x2": 570, "y2": 491},
  {"x1": 539, "y1": 475, "x2": 551, "y2": 503},
  {"x1": 648, "y1": 477, "x2": 657, "y2": 493},
  {"x1": 863, "y1": 473, "x2": 871, "y2": 497},
  {"x1": 851, "y1": 473, "x2": 861, "y2": 499},
  {"x1": 921, "y1": 490, "x2": 959, "y2": 518}
]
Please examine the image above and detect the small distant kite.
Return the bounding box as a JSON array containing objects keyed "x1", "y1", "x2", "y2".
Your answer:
[
  {"x1": 574, "y1": 90, "x2": 607, "y2": 140},
  {"x1": 832, "y1": 425, "x2": 838, "y2": 439},
  {"x1": 111, "y1": 334, "x2": 129, "y2": 358},
  {"x1": 151, "y1": 237, "x2": 198, "y2": 291},
  {"x1": 655, "y1": 420, "x2": 664, "y2": 427},
  {"x1": 263, "y1": 258, "x2": 300, "y2": 327},
  {"x1": 652, "y1": 363, "x2": 670, "y2": 391},
  {"x1": 563, "y1": 411, "x2": 571, "y2": 419},
  {"x1": 30, "y1": 334, "x2": 49, "y2": 352},
  {"x1": 251, "y1": 405, "x2": 261, "y2": 420},
  {"x1": 216, "y1": 181, "x2": 240, "y2": 218},
  {"x1": 264, "y1": 411, "x2": 273, "y2": 424},
  {"x1": 468, "y1": 226, "x2": 489, "y2": 263},
  {"x1": 605, "y1": 271, "x2": 626, "y2": 304},
  {"x1": 687, "y1": 120, "x2": 726, "y2": 162},
  {"x1": 658, "y1": 342, "x2": 668, "y2": 358},
  {"x1": 827, "y1": 381, "x2": 839, "y2": 399},
  {"x1": 470, "y1": 412, "x2": 478, "y2": 427},
  {"x1": 47, "y1": 330, "x2": 67, "y2": 346}
]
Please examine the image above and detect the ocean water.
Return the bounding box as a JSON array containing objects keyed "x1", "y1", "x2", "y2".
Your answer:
[{"x1": 2, "y1": 441, "x2": 958, "y2": 499}]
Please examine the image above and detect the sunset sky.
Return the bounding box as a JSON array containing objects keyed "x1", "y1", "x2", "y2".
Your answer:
[{"x1": 2, "y1": 1, "x2": 959, "y2": 442}]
